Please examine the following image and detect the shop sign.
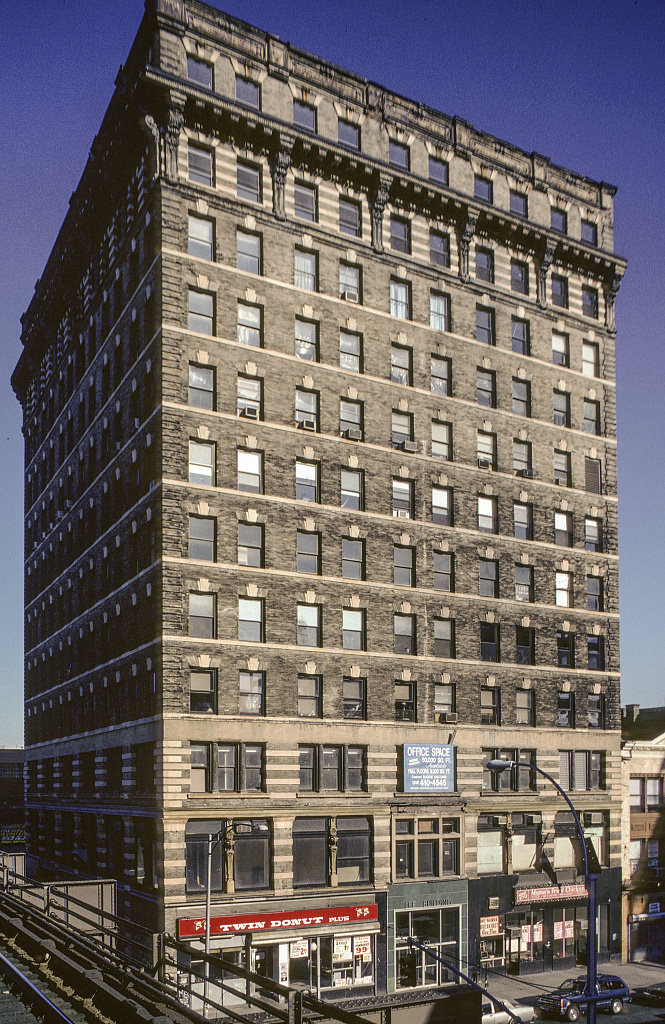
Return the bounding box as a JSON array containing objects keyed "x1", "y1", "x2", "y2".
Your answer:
[
  {"x1": 533, "y1": 922, "x2": 543, "y2": 942},
  {"x1": 289, "y1": 940, "x2": 309, "y2": 959},
  {"x1": 554, "y1": 921, "x2": 563, "y2": 939},
  {"x1": 480, "y1": 916, "x2": 501, "y2": 937},
  {"x1": 333, "y1": 937, "x2": 352, "y2": 962},
  {"x1": 354, "y1": 936, "x2": 371, "y2": 958},
  {"x1": 649, "y1": 902, "x2": 661, "y2": 915},
  {"x1": 515, "y1": 884, "x2": 587, "y2": 905},
  {"x1": 403, "y1": 743, "x2": 455, "y2": 792},
  {"x1": 178, "y1": 903, "x2": 378, "y2": 939},
  {"x1": 521, "y1": 925, "x2": 531, "y2": 945},
  {"x1": 565, "y1": 920, "x2": 575, "y2": 938}
]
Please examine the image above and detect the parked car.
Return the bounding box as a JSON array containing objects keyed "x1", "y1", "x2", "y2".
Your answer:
[
  {"x1": 483, "y1": 997, "x2": 535, "y2": 1023},
  {"x1": 536, "y1": 974, "x2": 631, "y2": 1020}
]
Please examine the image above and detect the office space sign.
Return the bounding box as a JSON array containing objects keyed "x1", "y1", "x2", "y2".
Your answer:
[{"x1": 403, "y1": 744, "x2": 455, "y2": 792}]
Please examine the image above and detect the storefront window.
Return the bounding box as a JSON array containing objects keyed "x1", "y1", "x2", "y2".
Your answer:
[
  {"x1": 505, "y1": 909, "x2": 544, "y2": 964},
  {"x1": 395, "y1": 907, "x2": 460, "y2": 988}
]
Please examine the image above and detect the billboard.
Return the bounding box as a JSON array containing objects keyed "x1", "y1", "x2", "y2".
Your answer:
[{"x1": 403, "y1": 743, "x2": 455, "y2": 792}]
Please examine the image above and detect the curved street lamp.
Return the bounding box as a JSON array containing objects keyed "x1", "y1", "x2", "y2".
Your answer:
[
  {"x1": 203, "y1": 820, "x2": 252, "y2": 1017},
  {"x1": 485, "y1": 759, "x2": 599, "y2": 1024}
]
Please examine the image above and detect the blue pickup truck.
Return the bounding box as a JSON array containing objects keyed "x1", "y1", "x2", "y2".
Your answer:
[{"x1": 536, "y1": 975, "x2": 631, "y2": 1020}]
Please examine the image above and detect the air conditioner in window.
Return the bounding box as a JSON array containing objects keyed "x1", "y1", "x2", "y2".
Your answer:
[
  {"x1": 341, "y1": 288, "x2": 359, "y2": 303},
  {"x1": 491, "y1": 815, "x2": 508, "y2": 827},
  {"x1": 438, "y1": 711, "x2": 457, "y2": 724},
  {"x1": 512, "y1": 813, "x2": 525, "y2": 826},
  {"x1": 526, "y1": 813, "x2": 541, "y2": 826},
  {"x1": 240, "y1": 406, "x2": 259, "y2": 419},
  {"x1": 394, "y1": 509, "x2": 410, "y2": 518},
  {"x1": 477, "y1": 457, "x2": 491, "y2": 469},
  {"x1": 585, "y1": 811, "x2": 604, "y2": 826},
  {"x1": 297, "y1": 418, "x2": 316, "y2": 431},
  {"x1": 343, "y1": 427, "x2": 362, "y2": 440},
  {"x1": 515, "y1": 468, "x2": 533, "y2": 478},
  {"x1": 402, "y1": 440, "x2": 418, "y2": 453}
]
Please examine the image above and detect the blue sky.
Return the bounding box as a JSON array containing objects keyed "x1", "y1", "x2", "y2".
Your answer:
[{"x1": 1, "y1": 0, "x2": 664, "y2": 746}]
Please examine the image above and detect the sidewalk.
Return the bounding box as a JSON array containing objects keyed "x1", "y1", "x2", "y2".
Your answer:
[{"x1": 480, "y1": 961, "x2": 665, "y2": 1007}]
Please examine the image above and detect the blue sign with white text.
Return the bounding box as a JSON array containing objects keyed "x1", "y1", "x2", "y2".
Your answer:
[{"x1": 403, "y1": 743, "x2": 456, "y2": 792}]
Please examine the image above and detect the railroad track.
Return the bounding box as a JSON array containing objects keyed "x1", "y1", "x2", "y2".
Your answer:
[{"x1": 0, "y1": 944, "x2": 88, "y2": 1024}]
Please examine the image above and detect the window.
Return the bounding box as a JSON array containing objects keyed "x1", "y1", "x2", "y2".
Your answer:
[
  {"x1": 188, "y1": 290, "x2": 214, "y2": 334},
  {"x1": 516, "y1": 689, "x2": 535, "y2": 726},
  {"x1": 433, "y1": 550, "x2": 454, "y2": 591},
  {"x1": 553, "y1": 390, "x2": 570, "y2": 427},
  {"x1": 342, "y1": 538, "x2": 365, "y2": 579},
  {"x1": 237, "y1": 302, "x2": 262, "y2": 347},
  {"x1": 512, "y1": 378, "x2": 530, "y2": 417},
  {"x1": 189, "y1": 364, "x2": 214, "y2": 408},
  {"x1": 190, "y1": 669, "x2": 216, "y2": 714},
  {"x1": 189, "y1": 592, "x2": 215, "y2": 638},
  {"x1": 510, "y1": 191, "x2": 528, "y2": 218},
  {"x1": 476, "y1": 306, "x2": 495, "y2": 345},
  {"x1": 293, "y1": 319, "x2": 319, "y2": 362},
  {"x1": 432, "y1": 487, "x2": 452, "y2": 526},
  {"x1": 551, "y1": 275, "x2": 568, "y2": 309},
  {"x1": 338, "y1": 119, "x2": 360, "y2": 148},
  {"x1": 588, "y1": 693, "x2": 605, "y2": 729},
  {"x1": 516, "y1": 627, "x2": 536, "y2": 669},
  {"x1": 339, "y1": 331, "x2": 362, "y2": 376},
  {"x1": 477, "y1": 431, "x2": 496, "y2": 470},
  {"x1": 585, "y1": 456, "x2": 602, "y2": 494},
  {"x1": 430, "y1": 231, "x2": 450, "y2": 268},
  {"x1": 339, "y1": 197, "x2": 361, "y2": 236},
  {"x1": 296, "y1": 461, "x2": 319, "y2": 502},
  {"x1": 389, "y1": 139, "x2": 410, "y2": 169},
  {"x1": 432, "y1": 420, "x2": 451, "y2": 459},
  {"x1": 188, "y1": 144, "x2": 212, "y2": 186},
  {"x1": 587, "y1": 635, "x2": 605, "y2": 671},
  {"x1": 511, "y1": 318, "x2": 530, "y2": 355},
  {"x1": 480, "y1": 623, "x2": 500, "y2": 662},
  {"x1": 189, "y1": 441, "x2": 214, "y2": 485},
  {"x1": 395, "y1": 681, "x2": 416, "y2": 720},
  {"x1": 551, "y1": 208, "x2": 567, "y2": 233},
  {"x1": 513, "y1": 440, "x2": 532, "y2": 476},
  {"x1": 582, "y1": 286, "x2": 599, "y2": 319},
  {"x1": 587, "y1": 575, "x2": 603, "y2": 612},
  {"x1": 478, "y1": 495, "x2": 497, "y2": 533},
  {"x1": 584, "y1": 400, "x2": 600, "y2": 435},
  {"x1": 297, "y1": 674, "x2": 321, "y2": 717},
  {"x1": 339, "y1": 262, "x2": 361, "y2": 302},
  {"x1": 299, "y1": 748, "x2": 366, "y2": 793},
  {"x1": 394, "y1": 614, "x2": 416, "y2": 655},
  {"x1": 582, "y1": 341, "x2": 600, "y2": 377},
  {"x1": 220, "y1": 744, "x2": 263, "y2": 793},
  {"x1": 341, "y1": 469, "x2": 363, "y2": 510},
  {"x1": 390, "y1": 279, "x2": 411, "y2": 319},
  {"x1": 475, "y1": 248, "x2": 494, "y2": 283},
  {"x1": 237, "y1": 375, "x2": 262, "y2": 419},
  {"x1": 630, "y1": 778, "x2": 645, "y2": 811},
  {"x1": 515, "y1": 565, "x2": 534, "y2": 603},
  {"x1": 476, "y1": 369, "x2": 496, "y2": 407},
  {"x1": 239, "y1": 671, "x2": 265, "y2": 715},
  {"x1": 237, "y1": 230, "x2": 261, "y2": 274},
  {"x1": 235, "y1": 76, "x2": 259, "y2": 107},
  {"x1": 293, "y1": 99, "x2": 316, "y2": 131},
  {"x1": 559, "y1": 750, "x2": 605, "y2": 792},
  {"x1": 394, "y1": 546, "x2": 415, "y2": 586},
  {"x1": 429, "y1": 156, "x2": 449, "y2": 184},
  {"x1": 557, "y1": 631, "x2": 575, "y2": 669},
  {"x1": 234, "y1": 820, "x2": 270, "y2": 892},
  {"x1": 430, "y1": 355, "x2": 451, "y2": 395},
  {"x1": 238, "y1": 598, "x2": 264, "y2": 642},
  {"x1": 434, "y1": 619, "x2": 455, "y2": 659},
  {"x1": 481, "y1": 686, "x2": 500, "y2": 724},
  {"x1": 186, "y1": 820, "x2": 223, "y2": 892},
  {"x1": 340, "y1": 400, "x2": 363, "y2": 438},
  {"x1": 238, "y1": 523, "x2": 263, "y2": 567},
  {"x1": 554, "y1": 450, "x2": 571, "y2": 487},
  {"x1": 511, "y1": 260, "x2": 529, "y2": 295},
  {"x1": 337, "y1": 817, "x2": 371, "y2": 884},
  {"x1": 237, "y1": 449, "x2": 262, "y2": 493},
  {"x1": 479, "y1": 558, "x2": 498, "y2": 597},
  {"x1": 392, "y1": 411, "x2": 413, "y2": 448},
  {"x1": 513, "y1": 502, "x2": 533, "y2": 540},
  {"x1": 557, "y1": 691, "x2": 575, "y2": 727},
  {"x1": 297, "y1": 604, "x2": 321, "y2": 646},
  {"x1": 236, "y1": 161, "x2": 261, "y2": 203},
  {"x1": 392, "y1": 478, "x2": 413, "y2": 518},
  {"x1": 430, "y1": 292, "x2": 451, "y2": 332},
  {"x1": 552, "y1": 331, "x2": 569, "y2": 366},
  {"x1": 297, "y1": 531, "x2": 320, "y2": 574},
  {"x1": 483, "y1": 749, "x2": 536, "y2": 792},
  {"x1": 188, "y1": 215, "x2": 213, "y2": 260},
  {"x1": 343, "y1": 677, "x2": 366, "y2": 719},
  {"x1": 396, "y1": 817, "x2": 460, "y2": 881},
  {"x1": 295, "y1": 249, "x2": 317, "y2": 291},
  {"x1": 581, "y1": 220, "x2": 598, "y2": 246},
  {"x1": 292, "y1": 817, "x2": 327, "y2": 888},
  {"x1": 295, "y1": 388, "x2": 319, "y2": 431},
  {"x1": 343, "y1": 608, "x2": 366, "y2": 650},
  {"x1": 556, "y1": 571, "x2": 572, "y2": 607},
  {"x1": 390, "y1": 216, "x2": 411, "y2": 254},
  {"x1": 554, "y1": 510, "x2": 572, "y2": 546},
  {"x1": 647, "y1": 778, "x2": 662, "y2": 810},
  {"x1": 391, "y1": 344, "x2": 412, "y2": 385},
  {"x1": 474, "y1": 175, "x2": 492, "y2": 203},
  {"x1": 187, "y1": 55, "x2": 212, "y2": 87},
  {"x1": 189, "y1": 516, "x2": 215, "y2": 561},
  {"x1": 294, "y1": 181, "x2": 317, "y2": 222}
]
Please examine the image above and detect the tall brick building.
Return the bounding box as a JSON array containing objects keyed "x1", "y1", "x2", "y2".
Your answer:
[{"x1": 12, "y1": 0, "x2": 626, "y2": 1000}]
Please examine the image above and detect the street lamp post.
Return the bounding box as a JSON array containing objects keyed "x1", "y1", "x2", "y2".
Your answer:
[
  {"x1": 203, "y1": 820, "x2": 252, "y2": 1017},
  {"x1": 486, "y1": 759, "x2": 599, "y2": 1024}
]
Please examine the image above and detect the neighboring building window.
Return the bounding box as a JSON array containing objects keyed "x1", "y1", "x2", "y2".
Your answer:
[
  {"x1": 582, "y1": 341, "x2": 600, "y2": 377},
  {"x1": 339, "y1": 197, "x2": 361, "y2": 236},
  {"x1": 392, "y1": 410, "x2": 413, "y2": 448},
  {"x1": 395, "y1": 682, "x2": 416, "y2": 720},
  {"x1": 478, "y1": 495, "x2": 498, "y2": 533},
  {"x1": 342, "y1": 538, "x2": 365, "y2": 579},
  {"x1": 297, "y1": 674, "x2": 321, "y2": 717},
  {"x1": 392, "y1": 478, "x2": 414, "y2": 518},
  {"x1": 343, "y1": 608, "x2": 366, "y2": 650},
  {"x1": 341, "y1": 469, "x2": 363, "y2": 510},
  {"x1": 430, "y1": 354, "x2": 451, "y2": 394},
  {"x1": 235, "y1": 76, "x2": 259, "y2": 107},
  {"x1": 187, "y1": 56, "x2": 212, "y2": 87},
  {"x1": 340, "y1": 329, "x2": 362, "y2": 372},
  {"x1": 511, "y1": 318, "x2": 530, "y2": 355},
  {"x1": 188, "y1": 144, "x2": 212, "y2": 186},
  {"x1": 394, "y1": 545, "x2": 415, "y2": 587},
  {"x1": 238, "y1": 598, "x2": 264, "y2": 642},
  {"x1": 434, "y1": 619, "x2": 455, "y2": 659},
  {"x1": 480, "y1": 686, "x2": 500, "y2": 724},
  {"x1": 294, "y1": 249, "x2": 317, "y2": 291},
  {"x1": 476, "y1": 368, "x2": 496, "y2": 407},
  {"x1": 390, "y1": 279, "x2": 411, "y2": 319},
  {"x1": 477, "y1": 430, "x2": 496, "y2": 470},
  {"x1": 189, "y1": 515, "x2": 215, "y2": 561},
  {"x1": 293, "y1": 99, "x2": 316, "y2": 131},
  {"x1": 429, "y1": 157, "x2": 449, "y2": 184},
  {"x1": 584, "y1": 399, "x2": 601, "y2": 435},
  {"x1": 389, "y1": 139, "x2": 410, "y2": 169},
  {"x1": 513, "y1": 502, "x2": 533, "y2": 540},
  {"x1": 516, "y1": 625, "x2": 535, "y2": 665},
  {"x1": 480, "y1": 623, "x2": 500, "y2": 662},
  {"x1": 554, "y1": 510, "x2": 573, "y2": 546},
  {"x1": 294, "y1": 181, "x2": 317, "y2": 222},
  {"x1": 297, "y1": 604, "x2": 321, "y2": 646},
  {"x1": 391, "y1": 344, "x2": 412, "y2": 385},
  {"x1": 338, "y1": 119, "x2": 360, "y2": 148},
  {"x1": 430, "y1": 231, "x2": 450, "y2": 268},
  {"x1": 237, "y1": 302, "x2": 262, "y2": 347},
  {"x1": 510, "y1": 191, "x2": 528, "y2": 218},
  {"x1": 238, "y1": 523, "x2": 264, "y2": 567},
  {"x1": 296, "y1": 460, "x2": 319, "y2": 502},
  {"x1": 552, "y1": 331, "x2": 569, "y2": 366},
  {"x1": 433, "y1": 551, "x2": 454, "y2": 591},
  {"x1": 236, "y1": 161, "x2": 261, "y2": 203},
  {"x1": 297, "y1": 531, "x2": 320, "y2": 574},
  {"x1": 295, "y1": 318, "x2": 318, "y2": 361},
  {"x1": 340, "y1": 399, "x2": 363, "y2": 438},
  {"x1": 339, "y1": 262, "x2": 361, "y2": 302},
  {"x1": 551, "y1": 208, "x2": 567, "y2": 233},
  {"x1": 190, "y1": 669, "x2": 216, "y2": 714},
  {"x1": 554, "y1": 450, "x2": 571, "y2": 488},
  {"x1": 587, "y1": 635, "x2": 605, "y2": 670},
  {"x1": 585, "y1": 457, "x2": 602, "y2": 494},
  {"x1": 475, "y1": 247, "x2": 494, "y2": 283},
  {"x1": 630, "y1": 777, "x2": 645, "y2": 811},
  {"x1": 390, "y1": 216, "x2": 411, "y2": 254},
  {"x1": 559, "y1": 751, "x2": 605, "y2": 792},
  {"x1": 429, "y1": 294, "x2": 451, "y2": 336},
  {"x1": 553, "y1": 389, "x2": 571, "y2": 427},
  {"x1": 582, "y1": 286, "x2": 599, "y2": 319},
  {"x1": 432, "y1": 420, "x2": 452, "y2": 459},
  {"x1": 557, "y1": 631, "x2": 575, "y2": 669},
  {"x1": 556, "y1": 571, "x2": 573, "y2": 608},
  {"x1": 394, "y1": 614, "x2": 416, "y2": 655},
  {"x1": 581, "y1": 220, "x2": 598, "y2": 246},
  {"x1": 189, "y1": 592, "x2": 215, "y2": 638},
  {"x1": 343, "y1": 678, "x2": 366, "y2": 719},
  {"x1": 515, "y1": 565, "x2": 534, "y2": 603},
  {"x1": 551, "y1": 274, "x2": 569, "y2": 309},
  {"x1": 511, "y1": 259, "x2": 529, "y2": 295},
  {"x1": 237, "y1": 230, "x2": 261, "y2": 274},
  {"x1": 646, "y1": 779, "x2": 662, "y2": 809},
  {"x1": 476, "y1": 306, "x2": 495, "y2": 345},
  {"x1": 432, "y1": 487, "x2": 452, "y2": 526},
  {"x1": 516, "y1": 689, "x2": 535, "y2": 726},
  {"x1": 188, "y1": 290, "x2": 214, "y2": 334},
  {"x1": 239, "y1": 671, "x2": 265, "y2": 715},
  {"x1": 557, "y1": 691, "x2": 575, "y2": 727},
  {"x1": 237, "y1": 449, "x2": 262, "y2": 493},
  {"x1": 434, "y1": 682, "x2": 456, "y2": 715},
  {"x1": 474, "y1": 175, "x2": 493, "y2": 203},
  {"x1": 588, "y1": 694, "x2": 606, "y2": 729},
  {"x1": 587, "y1": 575, "x2": 604, "y2": 612},
  {"x1": 189, "y1": 440, "x2": 215, "y2": 485},
  {"x1": 512, "y1": 378, "x2": 530, "y2": 417},
  {"x1": 189, "y1": 364, "x2": 215, "y2": 408},
  {"x1": 188, "y1": 215, "x2": 213, "y2": 260},
  {"x1": 237, "y1": 375, "x2": 262, "y2": 419},
  {"x1": 479, "y1": 558, "x2": 498, "y2": 597}
]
